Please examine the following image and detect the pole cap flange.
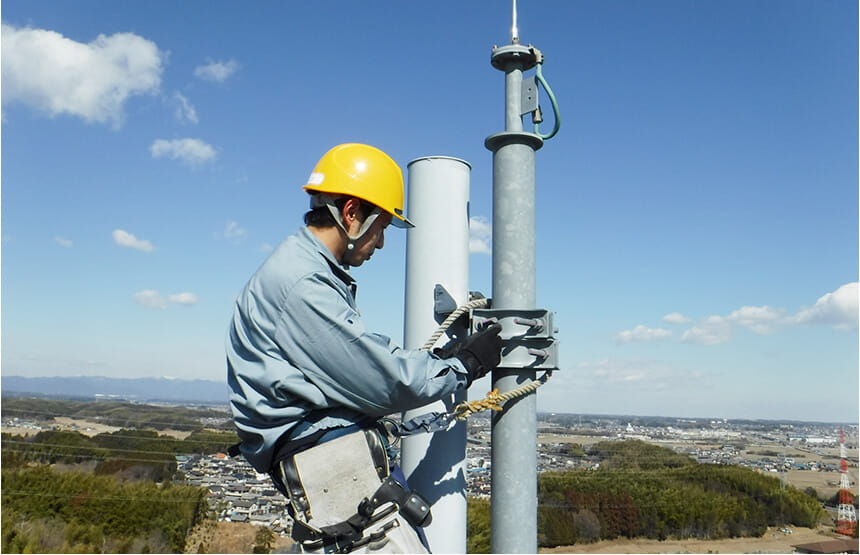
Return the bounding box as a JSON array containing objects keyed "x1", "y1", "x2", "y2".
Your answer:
[
  {"x1": 491, "y1": 44, "x2": 538, "y2": 71},
  {"x1": 485, "y1": 131, "x2": 544, "y2": 153}
]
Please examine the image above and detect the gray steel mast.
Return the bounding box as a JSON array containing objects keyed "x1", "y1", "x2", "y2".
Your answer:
[{"x1": 484, "y1": 1, "x2": 560, "y2": 551}]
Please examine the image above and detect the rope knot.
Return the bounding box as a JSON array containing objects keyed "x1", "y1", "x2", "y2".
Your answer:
[{"x1": 452, "y1": 389, "x2": 504, "y2": 421}]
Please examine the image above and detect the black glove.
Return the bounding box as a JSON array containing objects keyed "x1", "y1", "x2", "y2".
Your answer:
[{"x1": 436, "y1": 323, "x2": 503, "y2": 386}]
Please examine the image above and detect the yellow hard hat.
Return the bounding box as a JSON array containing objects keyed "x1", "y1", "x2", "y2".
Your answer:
[{"x1": 304, "y1": 143, "x2": 414, "y2": 228}]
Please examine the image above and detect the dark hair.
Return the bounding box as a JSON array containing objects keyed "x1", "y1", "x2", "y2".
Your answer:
[{"x1": 304, "y1": 196, "x2": 374, "y2": 227}]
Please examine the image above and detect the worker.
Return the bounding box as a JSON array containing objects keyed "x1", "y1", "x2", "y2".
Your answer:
[{"x1": 226, "y1": 143, "x2": 502, "y2": 553}]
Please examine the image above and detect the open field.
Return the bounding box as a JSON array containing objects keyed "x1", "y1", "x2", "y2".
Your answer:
[
  {"x1": 786, "y1": 469, "x2": 843, "y2": 499},
  {"x1": 539, "y1": 433, "x2": 609, "y2": 447},
  {"x1": 2, "y1": 417, "x2": 193, "y2": 439},
  {"x1": 539, "y1": 526, "x2": 839, "y2": 554}
]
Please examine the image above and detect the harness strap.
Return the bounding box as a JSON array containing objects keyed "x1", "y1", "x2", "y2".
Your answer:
[
  {"x1": 278, "y1": 456, "x2": 311, "y2": 517},
  {"x1": 393, "y1": 411, "x2": 454, "y2": 437}
]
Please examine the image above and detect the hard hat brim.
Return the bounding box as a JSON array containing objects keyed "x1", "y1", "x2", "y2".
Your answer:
[{"x1": 391, "y1": 213, "x2": 415, "y2": 229}]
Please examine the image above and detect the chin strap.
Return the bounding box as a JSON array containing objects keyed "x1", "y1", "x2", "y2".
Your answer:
[{"x1": 312, "y1": 194, "x2": 382, "y2": 269}]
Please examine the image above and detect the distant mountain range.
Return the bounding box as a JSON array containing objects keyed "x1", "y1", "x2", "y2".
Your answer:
[{"x1": 1, "y1": 375, "x2": 229, "y2": 405}]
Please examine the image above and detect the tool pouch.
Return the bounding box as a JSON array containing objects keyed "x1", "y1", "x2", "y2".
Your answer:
[{"x1": 277, "y1": 428, "x2": 431, "y2": 552}]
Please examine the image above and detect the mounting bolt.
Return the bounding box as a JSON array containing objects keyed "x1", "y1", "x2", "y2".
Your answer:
[{"x1": 514, "y1": 317, "x2": 544, "y2": 330}]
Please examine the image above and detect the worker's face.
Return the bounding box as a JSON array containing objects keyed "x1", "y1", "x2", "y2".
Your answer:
[{"x1": 348, "y1": 211, "x2": 392, "y2": 267}]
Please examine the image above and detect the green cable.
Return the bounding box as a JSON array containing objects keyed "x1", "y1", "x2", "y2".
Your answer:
[{"x1": 534, "y1": 62, "x2": 561, "y2": 140}]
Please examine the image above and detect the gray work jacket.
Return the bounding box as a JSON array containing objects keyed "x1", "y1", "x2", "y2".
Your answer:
[{"x1": 226, "y1": 226, "x2": 468, "y2": 472}]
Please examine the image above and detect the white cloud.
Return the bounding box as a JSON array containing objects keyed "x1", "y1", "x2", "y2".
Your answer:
[
  {"x1": 113, "y1": 229, "x2": 155, "y2": 252},
  {"x1": 1, "y1": 24, "x2": 162, "y2": 127},
  {"x1": 150, "y1": 138, "x2": 216, "y2": 166},
  {"x1": 469, "y1": 216, "x2": 491, "y2": 255},
  {"x1": 656, "y1": 283, "x2": 859, "y2": 347},
  {"x1": 134, "y1": 290, "x2": 168, "y2": 309},
  {"x1": 680, "y1": 315, "x2": 732, "y2": 345},
  {"x1": 615, "y1": 325, "x2": 672, "y2": 344},
  {"x1": 576, "y1": 358, "x2": 701, "y2": 391},
  {"x1": 584, "y1": 359, "x2": 648, "y2": 383},
  {"x1": 167, "y1": 292, "x2": 198, "y2": 306},
  {"x1": 134, "y1": 290, "x2": 198, "y2": 309},
  {"x1": 194, "y1": 59, "x2": 239, "y2": 82},
  {"x1": 173, "y1": 92, "x2": 198, "y2": 124},
  {"x1": 789, "y1": 282, "x2": 858, "y2": 331},
  {"x1": 53, "y1": 236, "x2": 73, "y2": 248},
  {"x1": 725, "y1": 305, "x2": 784, "y2": 335},
  {"x1": 220, "y1": 220, "x2": 247, "y2": 242},
  {"x1": 259, "y1": 243, "x2": 274, "y2": 252},
  {"x1": 663, "y1": 312, "x2": 691, "y2": 324}
]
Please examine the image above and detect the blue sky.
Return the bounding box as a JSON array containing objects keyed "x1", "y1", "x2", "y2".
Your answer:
[{"x1": 2, "y1": 0, "x2": 857, "y2": 423}]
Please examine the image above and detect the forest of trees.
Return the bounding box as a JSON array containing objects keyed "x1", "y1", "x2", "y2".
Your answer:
[
  {"x1": 1, "y1": 399, "x2": 241, "y2": 553},
  {"x1": 537, "y1": 463, "x2": 824, "y2": 547},
  {"x1": 1, "y1": 425, "x2": 240, "y2": 553},
  {"x1": 2, "y1": 466, "x2": 208, "y2": 553},
  {"x1": 467, "y1": 440, "x2": 826, "y2": 553}
]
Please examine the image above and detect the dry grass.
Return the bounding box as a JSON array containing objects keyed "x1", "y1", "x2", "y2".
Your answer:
[
  {"x1": 3, "y1": 417, "x2": 194, "y2": 439},
  {"x1": 539, "y1": 526, "x2": 840, "y2": 554},
  {"x1": 785, "y1": 469, "x2": 842, "y2": 499},
  {"x1": 184, "y1": 520, "x2": 294, "y2": 554}
]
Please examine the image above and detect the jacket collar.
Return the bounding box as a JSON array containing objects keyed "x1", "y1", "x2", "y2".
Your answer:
[{"x1": 298, "y1": 226, "x2": 356, "y2": 289}]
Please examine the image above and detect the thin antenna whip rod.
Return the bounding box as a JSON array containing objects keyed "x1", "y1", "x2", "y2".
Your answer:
[{"x1": 511, "y1": 0, "x2": 519, "y2": 44}]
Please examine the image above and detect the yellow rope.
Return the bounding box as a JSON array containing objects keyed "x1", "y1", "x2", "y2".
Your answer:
[{"x1": 451, "y1": 370, "x2": 553, "y2": 420}]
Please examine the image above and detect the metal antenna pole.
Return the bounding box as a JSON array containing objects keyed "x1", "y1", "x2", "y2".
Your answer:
[
  {"x1": 480, "y1": 3, "x2": 560, "y2": 550},
  {"x1": 485, "y1": 36, "x2": 543, "y2": 554}
]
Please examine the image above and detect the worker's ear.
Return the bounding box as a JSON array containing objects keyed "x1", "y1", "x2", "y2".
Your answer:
[{"x1": 341, "y1": 197, "x2": 363, "y2": 231}]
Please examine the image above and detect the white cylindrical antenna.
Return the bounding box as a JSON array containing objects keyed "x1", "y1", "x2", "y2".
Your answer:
[
  {"x1": 402, "y1": 156, "x2": 472, "y2": 554},
  {"x1": 511, "y1": 0, "x2": 520, "y2": 44}
]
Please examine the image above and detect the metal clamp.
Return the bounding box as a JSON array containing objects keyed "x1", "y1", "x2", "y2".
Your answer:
[
  {"x1": 472, "y1": 308, "x2": 556, "y2": 340},
  {"x1": 472, "y1": 308, "x2": 559, "y2": 370},
  {"x1": 500, "y1": 338, "x2": 558, "y2": 369}
]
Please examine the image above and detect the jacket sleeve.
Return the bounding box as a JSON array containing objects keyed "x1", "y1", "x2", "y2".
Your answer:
[{"x1": 274, "y1": 272, "x2": 468, "y2": 416}]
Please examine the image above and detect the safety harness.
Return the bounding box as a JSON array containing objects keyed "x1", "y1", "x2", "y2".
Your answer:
[
  {"x1": 272, "y1": 428, "x2": 431, "y2": 553},
  {"x1": 289, "y1": 474, "x2": 431, "y2": 553}
]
